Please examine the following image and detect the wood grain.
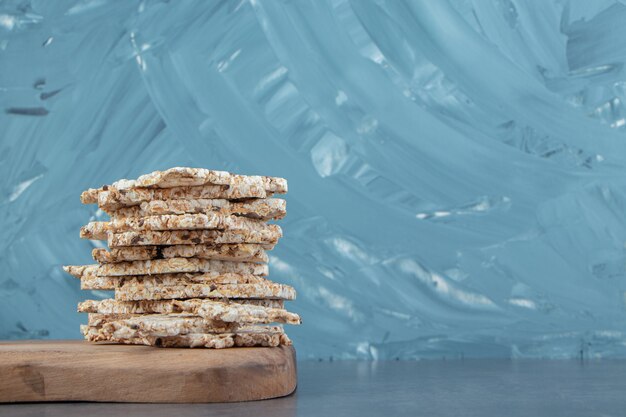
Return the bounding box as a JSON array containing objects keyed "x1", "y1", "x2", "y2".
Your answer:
[{"x1": 0, "y1": 340, "x2": 297, "y2": 403}]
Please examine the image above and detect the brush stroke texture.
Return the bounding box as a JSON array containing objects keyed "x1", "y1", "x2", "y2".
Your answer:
[{"x1": 1, "y1": 0, "x2": 626, "y2": 359}]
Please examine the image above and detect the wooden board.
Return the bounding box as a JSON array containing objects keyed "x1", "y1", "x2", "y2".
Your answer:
[{"x1": 0, "y1": 340, "x2": 297, "y2": 403}]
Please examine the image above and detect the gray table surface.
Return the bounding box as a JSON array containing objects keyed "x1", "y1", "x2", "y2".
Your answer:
[{"x1": 2, "y1": 359, "x2": 625, "y2": 417}]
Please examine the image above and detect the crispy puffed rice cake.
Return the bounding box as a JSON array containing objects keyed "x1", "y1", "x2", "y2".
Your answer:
[
  {"x1": 81, "y1": 213, "x2": 272, "y2": 240},
  {"x1": 95, "y1": 185, "x2": 266, "y2": 211},
  {"x1": 88, "y1": 179, "x2": 285, "y2": 211},
  {"x1": 81, "y1": 168, "x2": 287, "y2": 203},
  {"x1": 114, "y1": 282, "x2": 297, "y2": 301},
  {"x1": 112, "y1": 198, "x2": 286, "y2": 221},
  {"x1": 92, "y1": 244, "x2": 268, "y2": 264},
  {"x1": 80, "y1": 272, "x2": 269, "y2": 291},
  {"x1": 87, "y1": 313, "x2": 137, "y2": 327},
  {"x1": 107, "y1": 227, "x2": 280, "y2": 248},
  {"x1": 85, "y1": 299, "x2": 300, "y2": 325},
  {"x1": 92, "y1": 246, "x2": 159, "y2": 263},
  {"x1": 178, "y1": 299, "x2": 300, "y2": 324},
  {"x1": 78, "y1": 298, "x2": 286, "y2": 315},
  {"x1": 81, "y1": 325, "x2": 292, "y2": 348},
  {"x1": 96, "y1": 314, "x2": 252, "y2": 338},
  {"x1": 83, "y1": 302, "x2": 300, "y2": 325},
  {"x1": 64, "y1": 258, "x2": 268, "y2": 278},
  {"x1": 82, "y1": 321, "x2": 285, "y2": 338}
]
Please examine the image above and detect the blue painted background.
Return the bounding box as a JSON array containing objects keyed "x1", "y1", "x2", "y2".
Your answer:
[{"x1": 2, "y1": 0, "x2": 626, "y2": 359}]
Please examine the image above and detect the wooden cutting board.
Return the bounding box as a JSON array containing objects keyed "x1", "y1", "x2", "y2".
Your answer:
[{"x1": 0, "y1": 340, "x2": 297, "y2": 403}]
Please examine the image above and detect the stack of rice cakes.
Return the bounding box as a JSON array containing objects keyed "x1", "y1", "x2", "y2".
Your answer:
[{"x1": 63, "y1": 167, "x2": 299, "y2": 349}]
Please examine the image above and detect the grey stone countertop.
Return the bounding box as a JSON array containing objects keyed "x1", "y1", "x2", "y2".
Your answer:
[{"x1": 2, "y1": 359, "x2": 625, "y2": 417}]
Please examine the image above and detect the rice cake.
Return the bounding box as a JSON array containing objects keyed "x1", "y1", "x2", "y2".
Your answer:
[
  {"x1": 82, "y1": 321, "x2": 286, "y2": 339},
  {"x1": 115, "y1": 167, "x2": 288, "y2": 193},
  {"x1": 86, "y1": 299, "x2": 300, "y2": 325},
  {"x1": 92, "y1": 244, "x2": 268, "y2": 264},
  {"x1": 107, "y1": 227, "x2": 280, "y2": 248},
  {"x1": 81, "y1": 213, "x2": 272, "y2": 240},
  {"x1": 81, "y1": 168, "x2": 287, "y2": 204},
  {"x1": 92, "y1": 246, "x2": 159, "y2": 263},
  {"x1": 64, "y1": 258, "x2": 268, "y2": 279},
  {"x1": 113, "y1": 198, "x2": 286, "y2": 220},
  {"x1": 92, "y1": 184, "x2": 279, "y2": 211},
  {"x1": 87, "y1": 313, "x2": 137, "y2": 327},
  {"x1": 80, "y1": 272, "x2": 269, "y2": 291},
  {"x1": 114, "y1": 282, "x2": 297, "y2": 301},
  {"x1": 94, "y1": 314, "x2": 250, "y2": 338},
  {"x1": 81, "y1": 325, "x2": 291, "y2": 348},
  {"x1": 78, "y1": 298, "x2": 286, "y2": 315},
  {"x1": 175, "y1": 299, "x2": 300, "y2": 325}
]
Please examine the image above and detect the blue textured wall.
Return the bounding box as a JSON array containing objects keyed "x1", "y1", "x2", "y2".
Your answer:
[{"x1": 2, "y1": 0, "x2": 626, "y2": 359}]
